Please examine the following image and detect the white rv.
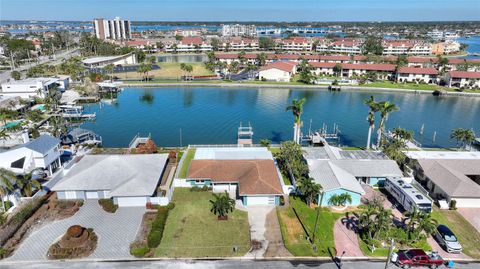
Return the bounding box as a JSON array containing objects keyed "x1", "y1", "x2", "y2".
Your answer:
[{"x1": 385, "y1": 177, "x2": 432, "y2": 213}]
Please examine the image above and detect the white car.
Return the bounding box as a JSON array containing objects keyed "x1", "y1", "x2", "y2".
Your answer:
[{"x1": 434, "y1": 224, "x2": 462, "y2": 253}]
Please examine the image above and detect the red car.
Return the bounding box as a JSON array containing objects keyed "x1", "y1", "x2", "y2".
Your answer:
[{"x1": 392, "y1": 249, "x2": 444, "y2": 268}]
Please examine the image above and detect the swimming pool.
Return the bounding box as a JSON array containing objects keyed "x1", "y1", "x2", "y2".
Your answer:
[{"x1": 2, "y1": 120, "x2": 23, "y2": 129}]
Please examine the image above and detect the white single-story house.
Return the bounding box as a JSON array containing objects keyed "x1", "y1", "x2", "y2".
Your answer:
[
  {"x1": 304, "y1": 145, "x2": 403, "y2": 206},
  {"x1": 0, "y1": 77, "x2": 63, "y2": 99},
  {"x1": 308, "y1": 159, "x2": 366, "y2": 206},
  {"x1": 258, "y1": 61, "x2": 297, "y2": 82},
  {"x1": 0, "y1": 134, "x2": 62, "y2": 175},
  {"x1": 446, "y1": 71, "x2": 480, "y2": 89},
  {"x1": 404, "y1": 150, "x2": 480, "y2": 208},
  {"x1": 52, "y1": 154, "x2": 169, "y2": 207},
  {"x1": 82, "y1": 52, "x2": 137, "y2": 68},
  {"x1": 181, "y1": 147, "x2": 284, "y2": 206},
  {"x1": 397, "y1": 67, "x2": 438, "y2": 84}
]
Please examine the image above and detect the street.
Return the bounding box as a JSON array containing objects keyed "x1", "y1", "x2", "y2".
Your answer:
[
  {"x1": 0, "y1": 48, "x2": 80, "y2": 83},
  {"x1": 0, "y1": 259, "x2": 478, "y2": 269}
]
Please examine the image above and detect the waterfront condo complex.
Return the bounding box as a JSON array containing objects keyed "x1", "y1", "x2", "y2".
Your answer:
[{"x1": 0, "y1": 1, "x2": 480, "y2": 269}]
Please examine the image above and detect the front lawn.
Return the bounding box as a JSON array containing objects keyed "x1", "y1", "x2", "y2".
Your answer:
[
  {"x1": 178, "y1": 148, "x2": 195, "y2": 178},
  {"x1": 115, "y1": 62, "x2": 214, "y2": 80},
  {"x1": 359, "y1": 81, "x2": 447, "y2": 91},
  {"x1": 155, "y1": 188, "x2": 250, "y2": 257},
  {"x1": 277, "y1": 197, "x2": 342, "y2": 256},
  {"x1": 431, "y1": 207, "x2": 480, "y2": 259}
]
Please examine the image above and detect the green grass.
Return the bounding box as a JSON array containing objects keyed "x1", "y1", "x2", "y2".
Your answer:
[
  {"x1": 116, "y1": 62, "x2": 214, "y2": 80},
  {"x1": 358, "y1": 239, "x2": 391, "y2": 257},
  {"x1": 178, "y1": 149, "x2": 195, "y2": 178},
  {"x1": 359, "y1": 81, "x2": 447, "y2": 91},
  {"x1": 155, "y1": 188, "x2": 250, "y2": 257},
  {"x1": 277, "y1": 197, "x2": 342, "y2": 256},
  {"x1": 431, "y1": 207, "x2": 480, "y2": 259}
]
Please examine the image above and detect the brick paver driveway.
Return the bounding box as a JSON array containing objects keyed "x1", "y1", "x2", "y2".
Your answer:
[
  {"x1": 8, "y1": 200, "x2": 145, "y2": 261},
  {"x1": 457, "y1": 208, "x2": 480, "y2": 232},
  {"x1": 334, "y1": 217, "x2": 364, "y2": 257}
]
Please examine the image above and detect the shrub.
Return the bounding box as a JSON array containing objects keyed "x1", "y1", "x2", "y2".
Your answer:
[
  {"x1": 146, "y1": 206, "x2": 170, "y2": 248},
  {"x1": 98, "y1": 199, "x2": 118, "y2": 213},
  {"x1": 0, "y1": 213, "x2": 6, "y2": 226},
  {"x1": 130, "y1": 243, "x2": 150, "y2": 257},
  {"x1": 166, "y1": 202, "x2": 175, "y2": 210},
  {"x1": 449, "y1": 199, "x2": 457, "y2": 210}
]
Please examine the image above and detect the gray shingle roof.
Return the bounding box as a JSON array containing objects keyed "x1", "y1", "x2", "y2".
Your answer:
[
  {"x1": 23, "y1": 135, "x2": 60, "y2": 155},
  {"x1": 308, "y1": 160, "x2": 365, "y2": 194},
  {"x1": 331, "y1": 159, "x2": 403, "y2": 178},
  {"x1": 417, "y1": 159, "x2": 480, "y2": 198},
  {"x1": 52, "y1": 154, "x2": 168, "y2": 197}
]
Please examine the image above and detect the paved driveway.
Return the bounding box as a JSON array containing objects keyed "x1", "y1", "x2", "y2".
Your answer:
[
  {"x1": 244, "y1": 206, "x2": 275, "y2": 258},
  {"x1": 334, "y1": 217, "x2": 363, "y2": 257},
  {"x1": 8, "y1": 200, "x2": 145, "y2": 261},
  {"x1": 457, "y1": 208, "x2": 480, "y2": 232}
]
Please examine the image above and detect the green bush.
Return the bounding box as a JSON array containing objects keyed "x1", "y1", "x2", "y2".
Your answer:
[
  {"x1": 130, "y1": 244, "x2": 150, "y2": 257},
  {"x1": 1, "y1": 201, "x2": 13, "y2": 212},
  {"x1": 147, "y1": 206, "x2": 170, "y2": 248},
  {"x1": 166, "y1": 202, "x2": 175, "y2": 210},
  {"x1": 0, "y1": 213, "x2": 6, "y2": 226},
  {"x1": 449, "y1": 199, "x2": 457, "y2": 210},
  {"x1": 98, "y1": 199, "x2": 118, "y2": 213}
]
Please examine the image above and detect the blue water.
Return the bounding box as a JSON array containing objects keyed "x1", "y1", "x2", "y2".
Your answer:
[
  {"x1": 457, "y1": 36, "x2": 480, "y2": 59},
  {"x1": 80, "y1": 87, "x2": 480, "y2": 148}
]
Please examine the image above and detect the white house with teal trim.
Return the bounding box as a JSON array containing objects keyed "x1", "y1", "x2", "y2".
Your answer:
[{"x1": 307, "y1": 160, "x2": 365, "y2": 206}]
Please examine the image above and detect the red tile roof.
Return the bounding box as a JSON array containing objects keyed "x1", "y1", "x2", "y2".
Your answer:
[
  {"x1": 342, "y1": 63, "x2": 396, "y2": 72},
  {"x1": 448, "y1": 71, "x2": 480, "y2": 79},
  {"x1": 188, "y1": 160, "x2": 283, "y2": 195},
  {"x1": 125, "y1": 40, "x2": 150, "y2": 46},
  {"x1": 180, "y1": 37, "x2": 203, "y2": 45},
  {"x1": 260, "y1": 61, "x2": 297, "y2": 72},
  {"x1": 398, "y1": 67, "x2": 438, "y2": 75},
  {"x1": 309, "y1": 62, "x2": 337, "y2": 68}
]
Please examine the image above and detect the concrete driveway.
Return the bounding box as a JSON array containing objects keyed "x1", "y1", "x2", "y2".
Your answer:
[
  {"x1": 457, "y1": 208, "x2": 480, "y2": 232},
  {"x1": 8, "y1": 200, "x2": 145, "y2": 261}
]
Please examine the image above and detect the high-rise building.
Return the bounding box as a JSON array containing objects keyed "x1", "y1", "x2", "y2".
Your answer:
[{"x1": 93, "y1": 17, "x2": 131, "y2": 40}]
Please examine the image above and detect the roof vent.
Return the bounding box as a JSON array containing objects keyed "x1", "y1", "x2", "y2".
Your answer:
[{"x1": 416, "y1": 195, "x2": 423, "y2": 200}]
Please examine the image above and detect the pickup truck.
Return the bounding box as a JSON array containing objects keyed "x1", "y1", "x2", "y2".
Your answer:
[{"x1": 391, "y1": 249, "x2": 444, "y2": 268}]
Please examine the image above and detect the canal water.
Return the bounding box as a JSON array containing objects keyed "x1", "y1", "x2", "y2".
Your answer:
[{"x1": 81, "y1": 87, "x2": 480, "y2": 148}]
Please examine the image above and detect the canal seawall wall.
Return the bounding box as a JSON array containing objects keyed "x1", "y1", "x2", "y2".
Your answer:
[{"x1": 121, "y1": 82, "x2": 480, "y2": 97}]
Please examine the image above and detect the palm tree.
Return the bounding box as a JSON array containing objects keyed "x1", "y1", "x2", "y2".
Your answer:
[
  {"x1": 328, "y1": 193, "x2": 352, "y2": 207},
  {"x1": 392, "y1": 127, "x2": 414, "y2": 142},
  {"x1": 104, "y1": 64, "x2": 114, "y2": 83},
  {"x1": 50, "y1": 116, "x2": 67, "y2": 137},
  {"x1": 297, "y1": 177, "x2": 321, "y2": 206},
  {"x1": 0, "y1": 129, "x2": 11, "y2": 142},
  {"x1": 376, "y1": 101, "x2": 399, "y2": 148},
  {"x1": 404, "y1": 207, "x2": 422, "y2": 239},
  {"x1": 285, "y1": 98, "x2": 306, "y2": 144},
  {"x1": 0, "y1": 168, "x2": 16, "y2": 212},
  {"x1": 210, "y1": 191, "x2": 235, "y2": 220},
  {"x1": 364, "y1": 96, "x2": 379, "y2": 150},
  {"x1": 15, "y1": 173, "x2": 42, "y2": 197},
  {"x1": 257, "y1": 53, "x2": 268, "y2": 66},
  {"x1": 450, "y1": 128, "x2": 476, "y2": 150},
  {"x1": 417, "y1": 212, "x2": 438, "y2": 236},
  {"x1": 137, "y1": 62, "x2": 152, "y2": 81}
]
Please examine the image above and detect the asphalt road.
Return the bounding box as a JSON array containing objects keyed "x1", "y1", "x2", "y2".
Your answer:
[{"x1": 0, "y1": 260, "x2": 478, "y2": 269}]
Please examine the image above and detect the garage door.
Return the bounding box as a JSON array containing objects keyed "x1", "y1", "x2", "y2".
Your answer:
[
  {"x1": 85, "y1": 191, "x2": 99, "y2": 199},
  {"x1": 246, "y1": 196, "x2": 276, "y2": 206},
  {"x1": 454, "y1": 198, "x2": 480, "y2": 208},
  {"x1": 116, "y1": 197, "x2": 147, "y2": 207}
]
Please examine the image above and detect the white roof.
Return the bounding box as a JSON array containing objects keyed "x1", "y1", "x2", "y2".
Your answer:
[
  {"x1": 405, "y1": 150, "x2": 480, "y2": 160},
  {"x1": 194, "y1": 147, "x2": 273, "y2": 160},
  {"x1": 2, "y1": 77, "x2": 58, "y2": 86},
  {"x1": 82, "y1": 53, "x2": 133, "y2": 65},
  {"x1": 331, "y1": 159, "x2": 403, "y2": 178},
  {"x1": 308, "y1": 160, "x2": 365, "y2": 194},
  {"x1": 52, "y1": 154, "x2": 168, "y2": 197}
]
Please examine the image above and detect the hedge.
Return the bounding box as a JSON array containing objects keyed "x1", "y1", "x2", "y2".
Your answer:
[{"x1": 147, "y1": 206, "x2": 170, "y2": 248}]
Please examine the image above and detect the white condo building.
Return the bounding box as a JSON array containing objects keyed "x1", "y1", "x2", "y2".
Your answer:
[
  {"x1": 221, "y1": 24, "x2": 257, "y2": 37},
  {"x1": 93, "y1": 17, "x2": 132, "y2": 40}
]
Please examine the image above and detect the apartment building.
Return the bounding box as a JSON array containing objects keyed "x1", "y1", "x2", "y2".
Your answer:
[
  {"x1": 165, "y1": 37, "x2": 213, "y2": 53},
  {"x1": 93, "y1": 17, "x2": 132, "y2": 40},
  {"x1": 275, "y1": 37, "x2": 312, "y2": 51},
  {"x1": 446, "y1": 71, "x2": 480, "y2": 89},
  {"x1": 221, "y1": 24, "x2": 257, "y2": 37},
  {"x1": 397, "y1": 67, "x2": 438, "y2": 84}
]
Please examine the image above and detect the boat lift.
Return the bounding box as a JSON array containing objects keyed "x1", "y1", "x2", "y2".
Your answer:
[
  {"x1": 301, "y1": 120, "x2": 340, "y2": 145},
  {"x1": 237, "y1": 122, "x2": 253, "y2": 146}
]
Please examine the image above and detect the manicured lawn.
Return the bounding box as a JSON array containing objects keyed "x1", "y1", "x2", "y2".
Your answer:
[
  {"x1": 431, "y1": 207, "x2": 480, "y2": 259},
  {"x1": 178, "y1": 148, "x2": 195, "y2": 178},
  {"x1": 359, "y1": 81, "x2": 447, "y2": 91},
  {"x1": 155, "y1": 188, "x2": 250, "y2": 257},
  {"x1": 116, "y1": 62, "x2": 214, "y2": 80},
  {"x1": 277, "y1": 197, "x2": 342, "y2": 256}
]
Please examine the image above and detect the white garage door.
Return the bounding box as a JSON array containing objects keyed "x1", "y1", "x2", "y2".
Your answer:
[
  {"x1": 116, "y1": 197, "x2": 147, "y2": 207},
  {"x1": 64, "y1": 191, "x2": 77, "y2": 199},
  {"x1": 454, "y1": 198, "x2": 480, "y2": 208},
  {"x1": 246, "y1": 196, "x2": 276, "y2": 206},
  {"x1": 85, "y1": 191, "x2": 99, "y2": 199}
]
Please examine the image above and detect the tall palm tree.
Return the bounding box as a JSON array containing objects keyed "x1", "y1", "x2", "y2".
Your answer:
[
  {"x1": 0, "y1": 129, "x2": 11, "y2": 142},
  {"x1": 286, "y1": 98, "x2": 306, "y2": 144},
  {"x1": 297, "y1": 177, "x2": 321, "y2": 206},
  {"x1": 104, "y1": 64, "x2": 114, "y2": 83},
  {"x1": 364, "y1": 96, "x2": 379, "y2": 150},
  {"x1": 0, "y1": 168, "x2": 16, "y2": 212},
  {"x1": 450, "y1": 128, "x2": 476, "y2": 150},
  {"x1": 15, "y1": 173, "x2": 42, "y2": 197},
  {"x1": 210, "y1": 191, "x2": 235, "y2": 220},
  {"x1": 376, "y1": 101, "x2": 399, "y2": 148},
  {"x1": 404, "y1": 207, "x2": 422, "y2": 239}
]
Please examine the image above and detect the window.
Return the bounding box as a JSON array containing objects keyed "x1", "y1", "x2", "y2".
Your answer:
[{"x1": 11, "y1": 157, "x2": 26, "y2": 169}]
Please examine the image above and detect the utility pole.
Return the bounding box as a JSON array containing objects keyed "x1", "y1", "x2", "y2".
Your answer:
[
  {"x1": 312, "y1": 191, "x2": 325, "y2": 244},
  {"x1": 384, "y1": 238, "x2": 395, "y2": 269}
]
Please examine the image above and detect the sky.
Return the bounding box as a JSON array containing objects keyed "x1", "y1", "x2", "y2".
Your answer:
[{"x1": 1, "y1": 0, "x2": 479, "y2": 22}]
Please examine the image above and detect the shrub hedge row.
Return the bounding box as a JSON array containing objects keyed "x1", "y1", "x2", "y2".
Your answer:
[{"x1": 147, "y1": 206, "x2": 171, "y2": 248}]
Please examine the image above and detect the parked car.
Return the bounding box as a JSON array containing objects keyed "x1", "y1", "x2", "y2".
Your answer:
[
  {"x1": 434, "y1": 224, "x2": 463, "y2": 253},
  {"x1": 391, "y1": 249, "x2": 444, "y2": 268}
]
